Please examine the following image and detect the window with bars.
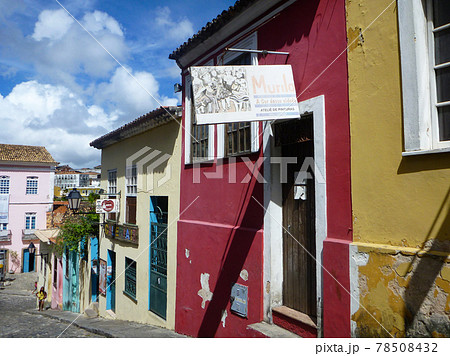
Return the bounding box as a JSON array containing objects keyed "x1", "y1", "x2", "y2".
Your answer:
[
  {"x1": 108, "y1": 170, "x2": 117, "y2": 194},
  {"x1": 25, "y1": 213, "x2": 36, "y2": 230},
  {"x1": 0, "y1": 176, "x2": 10, "y2": 194},
  {"x1": 429, "y1": 0, "x2": 450, "y2": 142},
  {"x1": 124, "y1": 257, "x2": 137, "y2": 300},
  {"x1": 26, "y1": 177, "x2": 38, "y2": 195},
  {"x1": 126, "y1": 165, "x2": 137, "y2": 195},
  {"x1": 225, "y1": 53, "x2": 252, "y2": 156},
  {"x1": 191, "y1": 109, "x2": 210, "y2": 161}
]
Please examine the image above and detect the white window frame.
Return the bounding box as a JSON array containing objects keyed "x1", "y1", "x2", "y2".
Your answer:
[
  {"x1": 25, "y1": 212, "x2": 36, "y2": 230},
  {"x1": 126, "y1": 165, "x2": 137, "y2": 196},
  {"x1": 217, "y1": 32, "x2": 260, "y2": 158},
  {"x1": 0, "y1": 176, "x2": 10, "y2": 194},
  {"x1": 0, "y1": 223, "x2": 7, "y2": 230},
  {"x1": 107, "y1": 169, "x2": 117, "y2": 195},
  {"x1": 398, "y1": 0, "x2": 450, "y2": 155},
  {"x1": 26, "y1": 176, "x2": 38, "y2": 195}
]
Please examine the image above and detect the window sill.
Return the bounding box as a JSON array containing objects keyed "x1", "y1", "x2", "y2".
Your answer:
[
  {"x1": 123, "y1": 290, "x2": 137, "y2": 302},
  {"x1": 402, "y1": 147, "x2": 450, "y2": 157}
]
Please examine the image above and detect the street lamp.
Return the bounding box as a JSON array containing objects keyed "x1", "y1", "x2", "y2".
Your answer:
[
  {"x1": 27, "y1": 242, "x2": 36, "y2": 254},
  {"x1": 67, "y1": 188, "x2": 82, "y2": 211}
]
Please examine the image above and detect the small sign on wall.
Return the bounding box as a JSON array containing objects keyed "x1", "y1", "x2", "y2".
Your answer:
[
  {"x1": 96, "y1": 199, "x2": 119, "y2": 213},
  {"x1": 230, "y1": 283, "x2": 248, "y2": 318}
]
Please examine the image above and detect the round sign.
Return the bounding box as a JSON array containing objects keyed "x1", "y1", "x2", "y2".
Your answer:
[{"x1": 101, "y1": 199, "x2": 115, "y2": 212}]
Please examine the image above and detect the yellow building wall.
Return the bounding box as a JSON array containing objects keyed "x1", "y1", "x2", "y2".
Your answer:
[
  {"x1": 346, "y1": 0, "x2": 450, "y2": 337},
  {"x1": 95, "y1": 119, "x2": 181, "y2": 329}
]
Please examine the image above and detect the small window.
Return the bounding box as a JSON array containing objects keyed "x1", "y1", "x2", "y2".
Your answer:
[
  {"x1": 126, "y1": 196, "x2": 137, "y2": 225},
  {"x1": 0, "y1": 223, "x2": 7, "y2": 230},
  {"x1": 0, "y1": 176, "x2": 10, "y2": 194},
  {"x1": 224, "y1": 53, "x2": 252, "y2": 156},
  {"x1": 26, "y1": 177, "x2": 38, "y2": 195},
  {"x1": 107, "y1": 170, "x2": 117, "y2": 194},
  {"x1": 124, "y1": 257, "x2": 137, "y2": 300},
  {"x1": 25, "y1": 213, "x2": 36, "y2": 230},
  {"x1": 126, "y1": 165, "x2": 137, "y2": 195},
  {"x1": 191, "y1": 110, "x2": 210, "y2": 161}
]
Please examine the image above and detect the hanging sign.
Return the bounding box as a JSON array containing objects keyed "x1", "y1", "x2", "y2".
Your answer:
[
  {"x1": 96, "y1": 199, "x2": 119, "y2": 213},
  {"x1": 99, "y1": 259, "x2": 107, "y2": 295},
  {"x1": 190, "y1": 65, "x2": 300, "y2": 125}
]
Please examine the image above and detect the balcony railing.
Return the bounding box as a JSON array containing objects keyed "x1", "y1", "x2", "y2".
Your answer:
[
  {"x1": 104, "y1": 222, "x2": 138, "y2": 245},
  {"x1": 22, "y1": 229, "x2": 37, "y2": 241},
  {"x1": 0, "y1": 230, "x2": 11, "y2": 242}
]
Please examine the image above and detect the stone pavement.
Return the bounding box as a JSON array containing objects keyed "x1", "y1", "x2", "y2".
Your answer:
[
  {"x1": 1, "y1": 271, "x2": 185, "y2": 338},
  {"x1": 26, "y1": 309, "x2": 186, "y2": 338}
]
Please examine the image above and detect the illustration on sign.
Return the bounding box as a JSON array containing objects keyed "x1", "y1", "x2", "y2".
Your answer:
[{"x1": 190, "y1": 65, "x2": 300, "y2": 125}]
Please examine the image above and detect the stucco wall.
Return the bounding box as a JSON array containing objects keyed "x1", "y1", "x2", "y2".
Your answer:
[
  {"x1": 96, "y1": 119, "x2": 181, "y2": 329},
  {"x1": 0, "y1": 164, "x2": 54, "y2": 272},
  {"x1": 346, "y1": 0, "x2": 450, "y2": 337}
]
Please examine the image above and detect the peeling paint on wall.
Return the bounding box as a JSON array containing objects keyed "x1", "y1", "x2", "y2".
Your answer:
[
  {"x1": 240, "y1": 269, "x2": 248, "y2": 281},
  {"x1": 185, "y1": 249, "x2": 189, "y2": 258},
  {"x1": 197, "y1": 273, "x2": 213, "y2": 309},
  {"x1": 221, "y1": 309, "x2": 228, "y2": 328},
  {"x1": 351, "y1": 243, "x2": 450, "y2": 337}
]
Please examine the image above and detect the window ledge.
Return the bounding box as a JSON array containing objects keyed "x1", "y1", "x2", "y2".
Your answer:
[
  {"x1": 123, "y1": 290, "x2": 137, "y2": 302},
  {"x1": 402, "y1": 147, "x2": 450, "y2": 157}
]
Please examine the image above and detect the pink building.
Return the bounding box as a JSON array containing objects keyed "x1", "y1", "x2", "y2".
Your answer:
[{"x1": 0, "y1": 144, "x2": 57, "y2": 273}]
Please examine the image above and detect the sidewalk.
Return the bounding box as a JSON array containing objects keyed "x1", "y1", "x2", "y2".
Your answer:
[{"x1": 26, "y1": 308, "x2": 186, "y2": 338}]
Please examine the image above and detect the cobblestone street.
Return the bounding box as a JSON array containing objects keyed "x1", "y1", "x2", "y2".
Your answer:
[{"x1": 0, "y1": 292, "x2": 104, "y2": 338}]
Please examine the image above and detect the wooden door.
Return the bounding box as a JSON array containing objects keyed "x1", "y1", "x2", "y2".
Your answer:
[{"x1": 276, "y1": 116, "x2": 316, "y2": 317}]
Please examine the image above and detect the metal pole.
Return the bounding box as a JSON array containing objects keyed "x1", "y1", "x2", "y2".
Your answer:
[{"x1": 225, "y1": 48, "x2": 290, "y2": 56}]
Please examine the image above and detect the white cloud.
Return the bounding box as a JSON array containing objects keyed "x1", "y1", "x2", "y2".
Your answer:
[
  {"x1": 30, "y1": 9, "x2": 128, "y2": 80},
  {"x1": 0, "y1": 81, "x2": 118, "y2": 167},
  {"x1": 32, "y1": 9, "x2": 73, "y2": 41},
  {"x1": 154, "y1": 7, "x2": 194, "y2": 42},
  {"x1": 95, "y1": 67, "x2": 178, "y2": 122}
]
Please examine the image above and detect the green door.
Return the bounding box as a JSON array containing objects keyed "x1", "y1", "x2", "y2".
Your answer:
[{"x1": 149, "y1": 196, "x2": 168, "y2": 319}]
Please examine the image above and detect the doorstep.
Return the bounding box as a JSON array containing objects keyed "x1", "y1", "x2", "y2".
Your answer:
[{"x1": 272, "y1": 306, "x2": 317, "y2": 338}]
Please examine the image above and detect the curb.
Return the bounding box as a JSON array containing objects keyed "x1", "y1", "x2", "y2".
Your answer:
[{"x1": 26, "y1": 310, "x2": 114, "y2": 338}]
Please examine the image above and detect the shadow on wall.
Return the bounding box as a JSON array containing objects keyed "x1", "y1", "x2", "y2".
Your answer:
[
  {"x1": 404, "y1": 186, "x2": 450, "y2": 337},
  {"x1": 197, "y1": 158, "x2": 264, "y2": 337}
]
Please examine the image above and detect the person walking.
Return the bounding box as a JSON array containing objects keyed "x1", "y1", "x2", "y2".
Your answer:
[{"x1": 36, "y1": 287, "x2": 47, "y2": 311}]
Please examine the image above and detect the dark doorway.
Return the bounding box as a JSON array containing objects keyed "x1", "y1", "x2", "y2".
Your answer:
[{"x1": 275, "y1": 115, "x2": 317, "y2": 317}]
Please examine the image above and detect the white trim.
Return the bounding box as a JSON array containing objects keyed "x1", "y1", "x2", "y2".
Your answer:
[
  {"x1": 402, "y1": 146, "x2": 450, "y2": 156},
  {"x1": 264, "y1": 95, "x2": 326, "y2": 335}
]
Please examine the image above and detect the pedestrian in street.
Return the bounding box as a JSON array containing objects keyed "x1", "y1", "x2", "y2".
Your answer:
[{"x1": 36, "y1": 287, "x2": 47, "y2": 311}]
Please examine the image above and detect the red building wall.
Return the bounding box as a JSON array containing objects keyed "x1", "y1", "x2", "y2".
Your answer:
[{"x1": 175, "y1": 0, "x2": 351, "y2": 337}]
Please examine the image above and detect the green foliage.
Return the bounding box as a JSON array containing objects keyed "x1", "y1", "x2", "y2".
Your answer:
[{"x1": 55, "y1": 203, "x2": 99, "y2": 256}]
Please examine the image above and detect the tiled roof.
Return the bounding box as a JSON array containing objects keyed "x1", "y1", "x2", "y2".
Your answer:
[
  {"x1": 169, "y1": 0, "x2": 257, "y2": 61},
  {"x1": 0, "y1": 144, "x2": 57, "y2": 164},
  {"x1": 90, "y1": 106, "x2": 182, "y2": 149}
]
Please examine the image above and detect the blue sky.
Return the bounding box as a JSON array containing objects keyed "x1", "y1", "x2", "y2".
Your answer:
[{"x1": 0, "y1": 0, "x2": 236, "y2": 167}]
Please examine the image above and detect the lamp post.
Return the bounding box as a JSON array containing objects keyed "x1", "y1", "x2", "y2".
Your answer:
[
  {"x1": 27, "y1": 242, "x2": 36, "y2": 254},
  {"x1": 67, "y1": 188, "x2": 82, "y2": 211}
]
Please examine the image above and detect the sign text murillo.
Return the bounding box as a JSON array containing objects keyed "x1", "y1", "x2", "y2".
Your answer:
[{"x1": 190, "y1": 65, "x2": 300, "y2": 125}]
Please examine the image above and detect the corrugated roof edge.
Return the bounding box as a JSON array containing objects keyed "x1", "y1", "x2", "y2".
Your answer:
[
  {"x1": 90, "y1": 106, "x2": 182, "y2": 149},
  {"x1": 169, "y1": 0, "x2": 256, "y2": 61}
]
